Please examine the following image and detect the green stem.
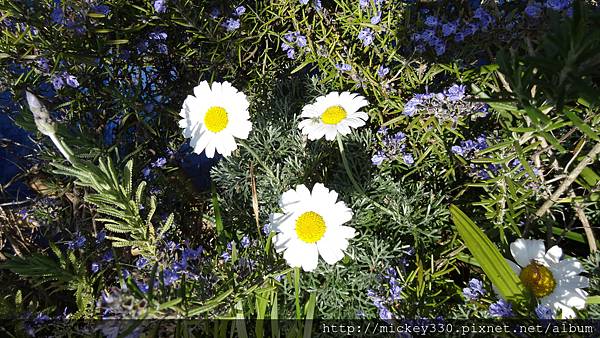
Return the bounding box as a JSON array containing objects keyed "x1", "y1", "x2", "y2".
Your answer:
[
  {"x1": 336, "y1": 135, "x2": 365, "y2": 194},
  {"x1": 48, "y1": 133, "x2": 74, "y2": 164},
  {"x1": 238, "y1": 140, "x2": 277, "y2": 179},
  {"x1": 294, "y1": 267, "x2": 301, "y2": 319},
  {"x1": 211, "y1": 182, "x2": 224, "y2": 236}
]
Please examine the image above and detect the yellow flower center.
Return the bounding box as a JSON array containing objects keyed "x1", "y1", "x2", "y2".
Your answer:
[
  {"x1": 295, "y1": 211, "x2": 327, "y2": 243},
  {"x1": 519, "y1": 262, "x2": 556, "y2": 298},
  {"x1": 321, "y1": 106, "x2": 347, "y2": 125},
  {"x1": 204, "y1": 106, "x2": 229, "y2": 133}
]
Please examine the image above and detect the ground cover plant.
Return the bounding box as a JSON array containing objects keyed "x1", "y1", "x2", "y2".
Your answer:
[{"x1": 1, "y1": 0, "x2": 600, "y2": 336}]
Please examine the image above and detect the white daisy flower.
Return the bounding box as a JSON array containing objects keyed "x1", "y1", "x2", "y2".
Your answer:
[
  {"x1": 178, "y1": 81, "x2": 252, "y2": 158},
  {"x1": 298, "y1": 92, "x2": 369, "y2": 141},
  {"x1": 506, "y1": 238, "x2": 589, "y2": 319},
  {"x1": 270, "y1": 183, "x2": 356, "y2": 271}
]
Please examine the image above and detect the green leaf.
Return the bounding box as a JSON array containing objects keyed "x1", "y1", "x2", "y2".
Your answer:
[
  {"x1": 450, "y1": 205, "x2": 527, "y2": 304},
  {"x1": 586, "y1": 296, "x2": 600, "y2": 305},
  {"x1": 303, "y1": 292, "x2": 316, "y2": 338},
  {"x1": 524, "y1": 106, "x2": 551, "y2": 125},
  {"x1": 565, "y1": 111, "x2": 599, "y2": 141}
]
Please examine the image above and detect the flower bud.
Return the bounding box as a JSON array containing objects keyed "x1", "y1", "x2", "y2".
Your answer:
[{"x1": 25, "y1": 90, "x2": 56, "y2": 136}]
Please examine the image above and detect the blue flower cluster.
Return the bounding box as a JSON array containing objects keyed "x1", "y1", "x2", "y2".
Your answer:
[
  {"x1": 451, "y1": 135, "x2": 488, "y2": 160},
  {"x1": 411, "y1": 7, "x2": 494, "y2": 55},
  {"x1": 403, "y1": 84, "x2": 488, "y2": 123},
  {"x1": 51, "y1": 0, "x2": 110, "y2": 34},
  {"x1": 371, "y1": 127, "x2": 414, "y2": 166},
  {"x1": 367, "y1": 268, "x2": 402, "y2": 322},
  {"x1": 462, "y1": 278, "x2": 486, "y2": 301},
  {"x1": 222, "y1": 6, "x2": 246, "y2": 32},
  {"x1": 281, "y1": 31, "x2": 308, "y2": 59},
  {"x1": 451, "y1": 135, "x2": 505, "y2": 180},
  {"x1": 51, "y1": 71, "x2": 79, "y2": 90},
  {"x1": 411, "y1": 1, "x2": 574, "y2": 56}
]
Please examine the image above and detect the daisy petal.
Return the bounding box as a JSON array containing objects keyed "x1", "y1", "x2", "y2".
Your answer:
[{"x1": 510, "y1": 239, "x2": 545, "y2": 267}]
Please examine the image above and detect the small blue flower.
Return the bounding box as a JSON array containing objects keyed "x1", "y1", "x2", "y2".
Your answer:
[
  {"x1": 377, "y1": 65, "x2": 389, "y2": 78},
  {"x1": 378, "y1": 306, "x2": 394, "y2": 322},
  {"x1": 101, "y1": 250, "x2": 114, "y2": 262},
  {"x1": 286, "y1": 48, "x2": 296, "y2": 59},
  {"x1": 51, "y1": 75, "x2": 64, "y2": 90},
  {"x1": 451, "y1": 145, "x2": 464, "y2": 156},
  {"x1": 64, "y1": 74, "x2": 79, "y2": 88},
  {"x1": 163, "y1": 269, "x2": 179, "y2": 286},
  {"x1": 67, "y1": 233, "x2": 86, "y2": 250},
  {"x1": 402, "y1": 153, "x2": 414, "y2": 165},
  {"x1": 473, "y1": 8, "x2": 493, "y2": 29},
  {"x1": 96, "y1": 230, "x2": 106, "y2": 244},
  {"x1": 222, "y1": 18, "x2": 240, "y2": 31},
  {"x1": 389, "y1": 277, "x2": 402, "y2": 301},
  {"x1": 152, "y1": 157, "x2": 167, "y2": 168},
  {"x1": 535, "y1": 304, "x2": 554, "y2": 319},
  {"x1": 142, "y1": 167, "x2": 151, "y2": 178},
  {"x1": 462, "y1": 278, "x2": 486, "y2": 300},
  {"x1": 136, "y1": 257, "x2": 148, "y2": 269},
  {"x1": 546, "y1": 0, "x2": 570, "y2": 11},
  {"x1": 525, "y1": 2, "x2": 543, "y2": 17},
  {"x1": 357, "y1": 28, "x2": 374, "y2": 46},
  {"x1": 157, "y1": 43, "x2": 168, "y2": 54},
  {"x1": 37, "y1": 58, "x2": 50, "y2": 73},
  {"x1": 233, "y1": 6, "x2": 246, "y2": 16},
  {"x1": 434, "y1": 42, "x2": 446, "y2": 56},
  {"x1": 221, "y1": 251, "x2": 231, "y2": 262},
  {"x1": 149, "y1": 31, "x2": 167, "y2": 40},
  {"x1": 335, "y1": 63, "x2": 352, "y2": 72},
  {"x1": 424, "y1": 15, "x2": 438, "y2": 27},
  {"x1": 154, "y1": 0, "x2": 167, "y2": 13},
  {"x1": 262, "y1": 223, "x2": 271, "y2": 235},
  {"x1": 441, "y1": 21, "x2": 458, "y2": 36},
  {"x1": 371, "y1": 151, "x2": 386, "y2": 166},
  {"x1": 136, "y1": 281, "x2": 149, "y2": 293},
  {"x1": 17, "y1": 208, "x2": 28, "y2": 220},
  {"x1": 489, "y1": 299, "x2": 513, "y2": 318},
  {"x1": 91, "y1": 262, "x2": 100, "y2": 273},
  {"x1": 183, "y1": 246, "x2": 203, "y2": 260},
  {"x1": 462, "y1": 22, "x2": 479, "y2": 36},
  {"x1": 299, "y1": 0, "x2": 309, "y2": 4},
  {"x1": 51, "y1": 3, "x2": 64, "y2": 24},
  {"x1": 371, "y1": 12, "x2": 381, "y2": 25},
  {"x1": 445, "y1": 84, "x2": 466, "y2": 102},
  {"x1": 296, "y1": 35, "x2": 307, "y2": 48},
  {"x1": 209, "y1": 7, "x2": 221, "y2": 19},
  {"x1": 241, "y1": 235, "x2": 251, "y2": 248}
]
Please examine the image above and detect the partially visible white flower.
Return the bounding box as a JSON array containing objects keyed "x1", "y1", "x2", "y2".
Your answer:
[
  {"x1": 178, "y1": 81, "x2": 252, "y2": 158},
  {"x1": 506, "y1": 238, "x2": 588, "y2": 319},
  {"x1": 298, "y1": 92, "x2": 369, "y2": 141},
  {"x1": 270, "y1": 183, "x2": 356, "y2": 271}
]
